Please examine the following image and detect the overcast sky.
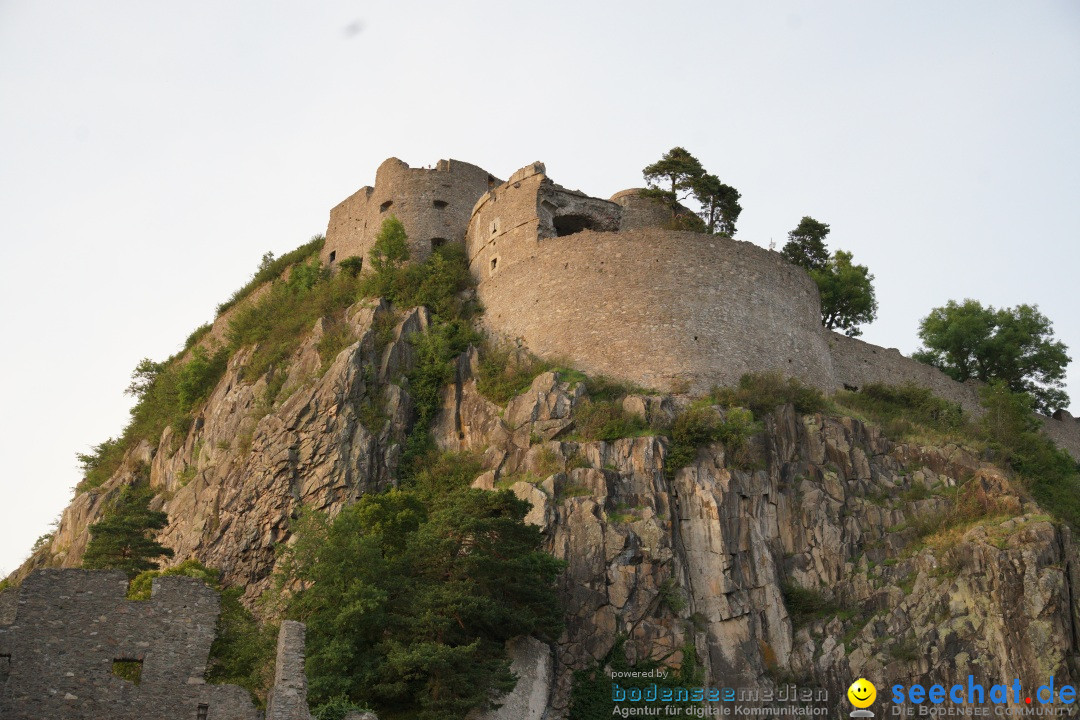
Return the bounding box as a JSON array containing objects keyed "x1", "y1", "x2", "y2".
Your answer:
[{"x1": 1, "y1": 1, "x2": 1077, "y2": 576}]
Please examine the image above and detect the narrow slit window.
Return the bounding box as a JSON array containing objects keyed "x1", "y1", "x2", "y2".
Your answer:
[
  {"x1": 490, "y1": 257, "x2": 498, "y2": 271},
  {"x1": 328, "y1": 250, "x2": 337, "y2": 263},
  {"x1": 197, "y1": 704, "x2": 209, "y2": 720}
]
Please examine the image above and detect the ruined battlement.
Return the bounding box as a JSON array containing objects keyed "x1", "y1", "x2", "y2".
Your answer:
[
  {"x1": 322, "y1": 157, "x2": 499, "y2": 269},
  {"x1": 325, "y1": 158, "x2": 1080, "y2": 460},
  {"x1": 0, "y1": 569, "x2": 312, "y2": 720}
]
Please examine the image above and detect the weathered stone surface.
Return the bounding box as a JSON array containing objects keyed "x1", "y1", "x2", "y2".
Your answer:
[
  {"x1": 471, "y1": 636, "x2": 553, "y2": 720},
  {"x1": 0, "y1": 570, "x2": 259, "y2": 719}
]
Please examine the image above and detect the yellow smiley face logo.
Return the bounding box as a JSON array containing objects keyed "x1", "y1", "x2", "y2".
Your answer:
[{"x1": 847, "y1": 678, "x2": 877, "y2": 708}]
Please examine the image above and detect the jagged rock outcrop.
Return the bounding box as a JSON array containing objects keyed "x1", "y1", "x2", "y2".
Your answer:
[{"x1": 19, "y1": 302, "x2": 1080, "y2": 717}]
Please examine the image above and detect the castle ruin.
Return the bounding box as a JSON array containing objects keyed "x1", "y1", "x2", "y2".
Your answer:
[
  {"x1": 0, "y1": 569, "x2": 313, "y2": 720},
  {"x1": 322, "y1": 157, "x2": 1080, "y2": 460}
]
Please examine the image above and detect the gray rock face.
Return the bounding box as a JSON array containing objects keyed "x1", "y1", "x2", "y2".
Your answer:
[{"x1": 22, "y1": 305, "x2": 1080, "y2": 718}]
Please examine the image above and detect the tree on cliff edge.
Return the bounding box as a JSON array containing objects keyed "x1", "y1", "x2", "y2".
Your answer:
[
  {"x1": 781, "y1": 216, "x2": 831, "y2": 270},
  {"x1": 82, "y1": 472, "x2": 173, "y2": 577},
  {"x1": 642, "y1": 147, "x2": 705, "y2": 206},
  {"x1": 914, "y1": 299, "x2": 1071, "y2": 414},
  {"x1": 693, "y1": 173, "x2": 742, "y2": 236},
  {"x1": 781, "y1": 216, "x2": 877, "y2": 337}
]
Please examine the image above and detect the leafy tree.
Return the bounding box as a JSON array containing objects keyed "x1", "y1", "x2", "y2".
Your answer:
[
  {"x1": 642, "y1": 147, "x2": 706, "y2": 216},
  {"x1": 781, "y1": 216, "x2": 831, "y2": 271},
  {"x1": 282, "y1": 458, "x2": 564, "y2": 720},
  {"x1": 811, "y1": 250, "x2": 878, "y2": 337},
  {"x1": 692, "y1": 173, "x2": 742, "y2": 236},
  {"x1": 914, "y1": 299, "x2": 1071, "y2": 413},
  {"x1": 370, "y1": 214, "x2": 410, "y2": 273},
  {"x1": 82, "y1": 471, "x2": 174, "y2": 577}
]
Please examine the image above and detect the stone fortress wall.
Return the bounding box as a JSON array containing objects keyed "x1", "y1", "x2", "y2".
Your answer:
[
  {"x1": 464, "y1": 163, "x2": 835, "y2": 394},
  {"x1": 321, "y1": 157, "x2": 499, "y2": 269},
  {"x1": 327, "y1": 157, "x2": 1080, "y2": 460},
  {"x1": 0, "y1": 569, "x2": 313, "y2": 720}
]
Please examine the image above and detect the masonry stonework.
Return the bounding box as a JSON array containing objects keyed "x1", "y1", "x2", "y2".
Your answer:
[
  {"x1": 465, "y1": 163, "x2": 835, "y2": 394},
  {"x1": 325, "y1": 157, "x2": 1080, "y2": 458},
  {"x1": 322, "y1": 157, "x2": 498, "y2": 269},
  {"x1": 0, "y1": 570, "x2": 313, "y2": 720}
]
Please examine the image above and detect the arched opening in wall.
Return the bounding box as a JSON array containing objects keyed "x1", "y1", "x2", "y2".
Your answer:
[
  {"x1": 553, "y1": 214, "x2": 602, "y2": 237},
  {"x1": 197, "y1": 705, "x2": 209, "y2": 720},
  {"x1": 433, "y1": 199, "x2": 449, "y2": 209},
  {"x1": 380, "y1": 200, "x2": 393, "y2": 212},
  {"x1": 431, "y1": 237, "x2": 448, "y2": 249},
  {"x1": 328, "y1": 250, "x2": 337, "y2": 263}
]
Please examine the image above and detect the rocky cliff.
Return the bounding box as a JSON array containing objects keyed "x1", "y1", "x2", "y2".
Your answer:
[{"x1": 12, "y1": 295, "x2": 1080, "y2": 717}]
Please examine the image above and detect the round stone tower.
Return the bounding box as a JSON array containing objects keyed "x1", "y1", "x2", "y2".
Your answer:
[
  {"x1": 322, "y1": 157, "x2": 499, "y2": 269},
  {"x1": 466, "y1": 163, "x2": 835, "y2": 394}
]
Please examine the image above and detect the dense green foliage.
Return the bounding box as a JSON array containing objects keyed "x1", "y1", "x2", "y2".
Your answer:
[
  {"x1": 780, "y1": 216, "x2": 831, "y2": 271},
  {"x1": 78, "y1": 346, "x2": 229, "y2": 492},
  {"x1": 82, "y1": 469, "x2": 173, "y2": 576},
  {"x1": 780, "y1": 582, "x2": 842, "y2": 630},
  {"x1": 642, "y1": 147, "x2": 742, "y2": 236},
  {"x1": 665, "y1": 404, "x2": 756, "y2": 478},
  {"x1": 216, "y1": 236, "x2": 325, "y2": 315},
  {"x1": 978, "y1": 382, "x2": 1080, "y2": 530},
  {"x1": 128, "y1": 560, "x2": 277, "y2": 705},
  {"x1": 811, "y1": 250, "x2": 878, "y2": 336},
  {"x1": 568, "y1": 638, "x2": 703, "y2": 719},
  {"x1": 837, "y1": 381, "x2": 1080, "y2": 532},
  {"x1": 571, "y1": 398, "x2": 651, "y2": 442},
  {"x1": 226, "y1": 258, "x2": 363, "y2": 382},
  {"x1": 352, "y1": 216, "x2": 482, "y2": 470},
  {"x1": 475, "y1": 345, "x2": 557, "y2": 404},
  {"x1": 779, "y1": 216, "x2": 877, "y2": 336},
  {"x1": 280, "y1": 452, "x2": 564, "y2": 720},
  {"x1": 836, "y1": 382, "x2": 966, "y2": 440},
  {"x1": 692, "y1": 173, "x2": 742, "y2": 237},
  {"x1": 711, "y1": 371, "x2": 826, "y2": 420},
  {"x1": 913, "y1": 299, "x2": 1071, "y2": 413}
]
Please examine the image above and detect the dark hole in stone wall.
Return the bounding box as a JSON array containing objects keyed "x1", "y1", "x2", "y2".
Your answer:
[
  {"x1": 197, "y1": 704, "x2": 209, "y2": 720},
  {"x1": 0, "y1": 653, "x2": 10, "y2": 684},
  {"x1": 431, "y1": 237, "x2": 448, "y2": 249},
  {"x1": 380, "y1": 200, "x2": 393, "y2": 212},
  {"x1": 329, "y1": 250, "x2": 337, "y2": 263},
  {"x1": 433, "y1": 199, "x2": 449, "y2": 209},
  {"x1": 490, "y1": 257, "x2": 498, "y2": 271},
  {"x1": 554, "y1": 214, "x2": 601, "y2": 237},
  {"x1": 112, "y1": 658, "x2": 143, "y2": 685}
]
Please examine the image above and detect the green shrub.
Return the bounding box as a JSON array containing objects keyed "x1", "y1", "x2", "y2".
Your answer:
[
  {"x1": 313, "y1": 697, "x2": 376, "y2": 720},
  {"x1": 183, "y1": 323, "x2": 213, "y2": 351},
  {"x1": 978, "y1": 382, "x2": 1080, "y2": 530},
  {"x1": 664, "y1": 405, "x2": 757, "y2": 478},
  {"x1": 476, "y1": 344, "x2": 556, "y2": 404},
  {"x1": 711, "y1": 371, "x2": 826, "y2": 419},
  {"x1": 337, "y1": 256, "x2": 365, "y2": 277},
  {"x1": 780, "y1": 582, "x2": 841, "y2": 629},
  {"x1": 571, "y1": 399, "x2": 650, "y2": 442},
  {"x1": 177, "y1": 346, "x2": 229, "y2": 411},
  {"x1": 216, "y1": 236, "x2": 325, "y2": 316},
  {"x1": 836, "y1": 382, "x2": 966, "y2": 439}
]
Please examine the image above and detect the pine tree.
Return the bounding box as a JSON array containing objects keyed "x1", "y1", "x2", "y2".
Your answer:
[{"x1": 82, "y1": 471, "x2": 173, "y2": 577}]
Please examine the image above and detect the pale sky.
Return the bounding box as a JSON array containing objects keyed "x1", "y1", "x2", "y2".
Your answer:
[{"x1": 1, "y1": 1, "x2": 1077, "y2": 576}]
